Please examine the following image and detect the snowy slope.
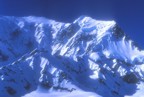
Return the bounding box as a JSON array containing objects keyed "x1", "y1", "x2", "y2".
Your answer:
[{"x1": 0, "y1": 16, "x2": 144, "y2": 97}]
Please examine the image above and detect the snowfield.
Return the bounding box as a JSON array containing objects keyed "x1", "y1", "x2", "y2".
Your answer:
[{"x1": 23, "y1": 88, "x2": 101, "y2": 97}]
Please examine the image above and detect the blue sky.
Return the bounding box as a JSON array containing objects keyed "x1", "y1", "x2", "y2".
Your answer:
[{"x1": 0, "y1": 0, "x2": 144, "y2": 48}]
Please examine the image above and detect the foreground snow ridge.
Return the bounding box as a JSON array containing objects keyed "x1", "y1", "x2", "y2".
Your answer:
[{"x1": 0, "y1": 16, "x2": 144, "y2": 97}]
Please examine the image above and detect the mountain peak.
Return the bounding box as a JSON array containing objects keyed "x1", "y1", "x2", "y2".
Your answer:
[
  {"x1": 0, "y1": 16, "x2": 144, "y2": 97},
  {"x1": 74, "y1": 15, "x2": 116, "y2": 27}
]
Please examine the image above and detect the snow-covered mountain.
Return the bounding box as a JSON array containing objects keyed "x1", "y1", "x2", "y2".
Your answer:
[{"x1": 0, "y1": 16, "x2": 144, "y2": 97}]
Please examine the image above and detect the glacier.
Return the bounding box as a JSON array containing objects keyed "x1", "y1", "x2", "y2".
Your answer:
[{"x1": 0, "y1": 16, "x2": 144, "y2": 97}]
